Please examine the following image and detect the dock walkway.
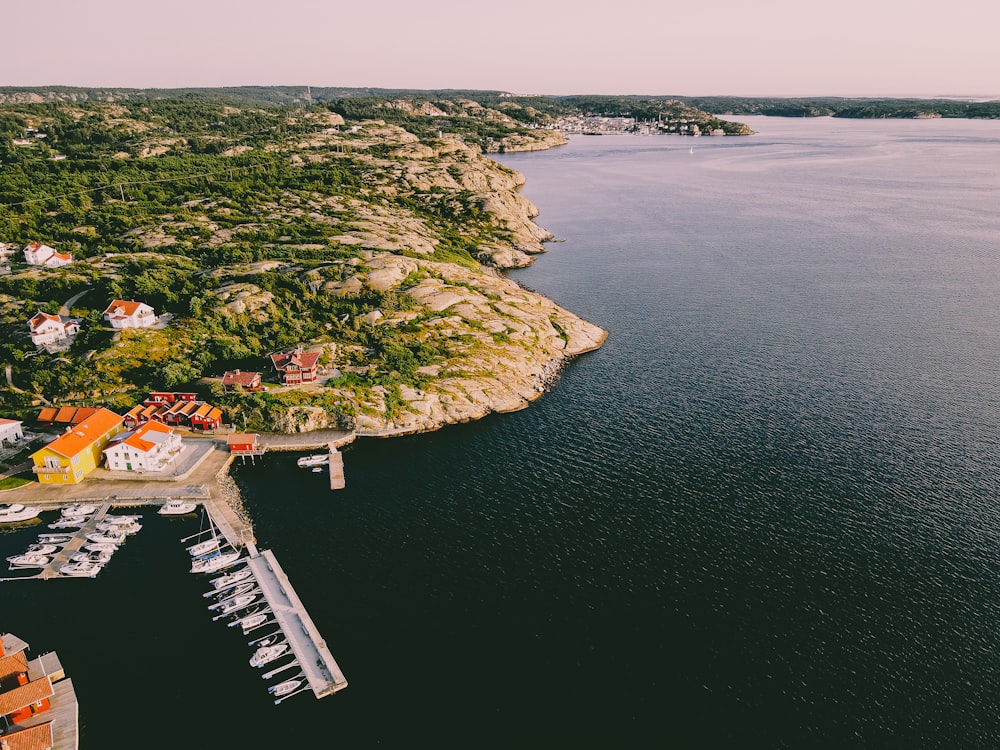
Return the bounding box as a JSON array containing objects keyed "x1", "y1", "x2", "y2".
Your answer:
[
  {"x1": 246, "y1": 546, "x2": 348, "y2": 698},
  {"x1": 38, "y1": 502, "x2": 113, "y2": 580}
]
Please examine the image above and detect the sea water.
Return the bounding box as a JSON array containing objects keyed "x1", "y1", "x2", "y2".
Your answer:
[{"x1": 3, "y1": 116, "x2": 999, "y2": 747}]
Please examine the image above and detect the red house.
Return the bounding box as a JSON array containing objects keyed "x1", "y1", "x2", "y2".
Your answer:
[
  {"x1": 221, "y1": 370, "x2": 263, "y2": 392},
  {"x1": 269, "y1": 349, "x2": 320, "y2": 385},
  {"x1": 0, "y1": 631, "x2": 76, "y2": 748},
  {"x1": 227, "y1": 433, "x2": 263, "y2": 454},
  {"x1": 189, "y1": 403, "x2": 223, "y2": 431}
]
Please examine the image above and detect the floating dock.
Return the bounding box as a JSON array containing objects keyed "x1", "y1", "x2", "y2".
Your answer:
[
  {"x1": 328, "y1": 444, "x2": 345, "y2": 490},
  {"x1": 244, "y1": 543, "x2": 348, "y2": 698}
]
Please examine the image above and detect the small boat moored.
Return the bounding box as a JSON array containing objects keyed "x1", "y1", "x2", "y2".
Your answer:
[
  {"x1": 7, "y1": 553, "x2": 51, "y2": 569},
  {"x1": 268, "y1": 676, "x2": 304, "y2": 697},
  {"x1": 159, "y1": 499, "x2": 198, "y2": 515},
  {"x1": 0, "y1": 504, "x2": 42, "y2": 524},
  {"x1": 250, "y1": 643, "x2": 289, "y2": 668},
  {"x1": 190, "y1": 551, "x2": 242, "y2": 575},
  {"x1": 296, "y1": 454, "x2": 328, "y2": 468},
  {"x1": 187, "y1": 539, "x2": 221, "y2": 558},
  {"x1": 210, "y1": 567, "x2": 253, "y2": 590},
  {"x1": 60, "y1": 560, "x2": 104, "y2": 578},
  {"x1": 61, "y1": 503, "x2": 97, "y2": 517}
]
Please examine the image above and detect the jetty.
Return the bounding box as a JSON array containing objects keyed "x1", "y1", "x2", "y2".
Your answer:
[{"x1": 243, "y1": 543, "x2": 348, "y2": 698}]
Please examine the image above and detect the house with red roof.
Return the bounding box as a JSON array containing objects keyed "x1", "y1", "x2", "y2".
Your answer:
[
  {"x1": 30, "y1": 408, "x2": 123, "y2": 484},
  {"x1": 27, "y1": 312, "x2": 79, "y2": 348},
  {"x1": 22, "y1": 242, "x2": 71, "y2": 268},
  {"x1": 0, "y1": 632, "x2": 78, "y2": 750},
  {"x1": 102, "y1": 421, "x2": 182, "y2": 472},
  {"x1": 269, "y1": 348, "x2": 320, "y2": 385},
  {"x1": 102, "y1": 299, "x2": 156, "y2": 329},
  {"x1": 221, "y1": 370, "x2": 263, "y2": 392}
]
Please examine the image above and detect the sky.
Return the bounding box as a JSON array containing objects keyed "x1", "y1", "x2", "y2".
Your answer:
[{"x1": 3, "y1": 0, "x2": 999, "y2": 98}]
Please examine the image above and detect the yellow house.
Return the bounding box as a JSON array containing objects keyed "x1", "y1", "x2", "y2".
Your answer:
[{"x1": 31, "y1": 408, "x2": 124, "y2": 484}]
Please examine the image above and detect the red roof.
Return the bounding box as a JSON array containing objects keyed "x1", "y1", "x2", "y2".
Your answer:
[
  {"x1": 0, "y1": 651, "x2": 28, "y2": 681},
  {"x1": 102, "y1": 299, "x2": 152, "y2": 318},
  {"x1": 270, "y1": 349, "x2": 320, "y2": 372},
  {"x1": 227, "y1": 433, "x2": 259, "y2": 447},
  {"x1": 0, "y1": 676, "x2": 53, "y2": 717},
  {"x1": 39, "y1": 408, "x2": 122, "y2": 459},
  {"x1": 0, "y1": 721, "x2": 53, "y2": 750},
  {"x1": 221, "y1": 370, "x2": 261, "y2": 387}
]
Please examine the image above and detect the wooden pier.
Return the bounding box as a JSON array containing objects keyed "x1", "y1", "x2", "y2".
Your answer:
[
  {"x1": 328, "y1": 444, "x2": 345, "y2": 490},
  {"x1": 245, "y1": 544, "x2": 348, "y2": 698},
  {"x1": 36, "y1": 502, "x2": 114, "y2": 580}
]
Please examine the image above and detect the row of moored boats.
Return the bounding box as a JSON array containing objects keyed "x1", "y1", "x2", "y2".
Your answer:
[
  {"x1": 190, "y1": 526, "x2": 308, "y2": 704},
  {"x1": 5, "y1": 503, "x2": 143, "y2": 576}
]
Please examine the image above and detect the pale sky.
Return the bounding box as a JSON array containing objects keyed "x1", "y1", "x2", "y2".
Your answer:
[{"x1": 3, "y1": 0, "x2": 998, "y2": 98}]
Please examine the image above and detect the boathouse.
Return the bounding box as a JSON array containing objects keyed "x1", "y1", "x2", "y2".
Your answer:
[
  {"x1": 30, "y1": 408, "x2": 124, "y2": 484},
  {"x1": 227, "y1": 433, "x2": 263, "y2": 456},
  {"x1": 0, "y1": 632, "x2": 78, "y2": 749}
]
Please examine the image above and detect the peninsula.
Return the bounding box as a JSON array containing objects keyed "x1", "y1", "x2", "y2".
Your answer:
[{"x1": 0, "y1": 89, "x2": 637, "y2": 435}]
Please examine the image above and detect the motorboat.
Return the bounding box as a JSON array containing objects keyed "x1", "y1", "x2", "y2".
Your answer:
[
  {"x1": 61, "y1": 503, "x2": 97, "y2": 517},
  {"x1": 84, "y1": 542, "x2": 119, "y2": 553},
  {"x1": 48, "y1": 517, "x2": 87, "y2": 529},
  {"x1": 101, "y1": 514, "x2": 141, "y2": 525},
  {"x1": 207, "y1": 583, "x2": 258, "y2": 608},
  {"x1": 217, "y1": 593, "x2": 258, "y2": 614},
  {"x1": 269, "y1": 676, "x2": 304, "y2": 697},
  {"x1": 0, "y1": 504, "x2": 42, "y2": 523},
  {"x1": 249, "y1": 643, "x2": 289, "y2": 668},
  {"x1": 37, "y1": 533, "x2": 73, "y2": 544},
  {"x1": 97, "y1": 520, "x2": 141, "y2": 535},
  {"x1": 187, "y1": 538, "x2": 221, "y2": 558},
  {"x1": 190, "y1": 551, "x2": 241, "y2": 574},
  {"x1": 210, "y1": 567, "x2": 253, "y2": 590},
  {"x1": 227, "y1": 607, "x2": 271, "y2": 629},
  {"x1": 27, "y1": 544, "x2": 59, "y2": 555},
  {"x1": 239, "y1": 614, "x2": 273, "y2": 635},
  {"x1": 7, "y1": 552, "x2": 50, "y2": 569},
  {"x1": 86, "y1": 531, "x2": 126, "y2": 545},
  {"x1": 59, "y1": 560, "x2": 103, "y2": 577},
  {"x1": 296, "y1": 454, "x2": 328, "y2": 468},
  {"x1": 71, "y1": 550, "x2": 112, "y2": 564},
  {"x1": 311, "y1": 467, "x2": 323, "y2": 473},
  {"x1": 159, "y1": 499, "x2": 197, "y2": 515}
]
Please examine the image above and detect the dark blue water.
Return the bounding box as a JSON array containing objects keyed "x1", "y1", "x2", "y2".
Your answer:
[{"x1": 4, "y1": 117, "x2": 1000, "y2": 748}]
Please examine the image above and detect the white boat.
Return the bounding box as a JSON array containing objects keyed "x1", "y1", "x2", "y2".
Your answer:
[
  {"x1": 37, "y1": 533, "x2": 72, "y2": 544},
  {"x1": 238, "y1": 614, "x2": 272, "y2": 634},
  {"x1": 207, "y1": 583, "x2": 257, "y2": 608},
  {"x1": 296, "y1": 454, "x2": 328, "y2": 468},
  {"x1": 311, "y1": 467, "x2": 323, "y2": 473},
  {"x1": 84, "y1": 542, "x2": 119, "y2": 553},
  {"x1": 268, "y1": 676, "x2": 304, "y2": 697},
  {"x1": 217, "y1": 593, "x2": 258, "y2": 614},
  {"x1": 71, "y1": 550, "x2": 112, "y2": 564},
  {"x1": 48, "y1": 517, "x2": 87, "y2": 529},
  {"x1": 60, "y1": 560, "x2": 103, "y2": 577},
  {"x1": 7, "y1": 553, "x2": 50, "y2": 568},
  {"x1": 97, "y1": 520, "x2": 141, "y2": 535},
  {"x1": 187, "y1": 539, "x2": 220, "y2": 558},
  {"x1": 0, "y1": 504, "x2": 42, "y2": 523},
  {"x1": 190, "y1": 551, "x2": 241, "y2": 574},
  {"x1": 86, "y1": 531, "x2": 126, "y2": 545},
  {"x1": 101, "y1": 514, "x2": 141, "y2": 525},
  {"x1": 159, "y1": 499, "x2": 197, "y2": 515},
  {"x1": 211, "y1": 567, "x2": 253, "y2": 590},
  {"x1": 61, "y1": 503, "x2": 97, "y2": 517},
  {"x1": 27, "y1": 544, "x2": 59, "y2": 555},
  {"x1": 250, "y1": 643, "x2": 289, "y2": 668}
]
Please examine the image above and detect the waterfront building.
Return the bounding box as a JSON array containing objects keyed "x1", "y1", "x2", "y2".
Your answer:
[
  {"x1": 30, "y1": 408, "x2": 124, "y2": 484},
  {"x1": 27, "y1": 312, "x2": 79, "y2": 348},
  {"x1": 0, "y1": 632, "x2": 78, "y2": 749},
  {"x1": 103, "y1": 420, "x2": 182, "y2": 472},
  {"x1": 269, "y1": 348, "x2": 320, "y2": 385},
  {"x1": 102, "y1": 299, "x2": 156, "y2": 329},
  {"x1": 189, "y1": 403, "x2": 223, "y2": 431},
  {"x1": 227, "y1": 433, "x2": 263, "y2": 456},
  {"x1": 22, "y1": 242, "x2": 71, "y2": 268},
  {"x1": 0, "y1": 418, "x2": 24, "y2": 448}
]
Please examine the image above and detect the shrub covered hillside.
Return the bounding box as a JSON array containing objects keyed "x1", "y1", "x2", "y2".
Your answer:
[{"x1": 0, "y1": 92, "x2": 607, "y2": 433}]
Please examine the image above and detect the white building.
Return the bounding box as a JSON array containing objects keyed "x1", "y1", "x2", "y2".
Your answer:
[
  {"x1": 23, "y1": 242, "x2": 72, "y2": 268},
  {"x1": 102, "y1": 421, "x2": 181, "y2": 472},
  {"x1": 28, "y1": 311, "x2": 80, "y2": 347},
  {"x1": 0, "y1": 418, "x2": 24, "y2": 447},
  {"x1": 0, "y1": 242, "x2": 16, "y2": 260},
  {"x1": 102, "y1": 299, "x2": 157, "y2": 329}
]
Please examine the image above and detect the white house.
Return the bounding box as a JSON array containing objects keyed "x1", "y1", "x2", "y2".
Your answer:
[
  {"x1": 28, "y1": 311, "x2": 80, "y2": 347},
  {"x1": 102, "y1": 299, "x2": 157, "y2": 329},
  {"x1": 102, "y1": 421, "x2": 181, "y2": 472},
  {"x1": 23, "y1": 241, "x2": 72, "y2": 268},
  {"x1": 0, "y1": 418, "x2": 24, "y2": 447},
  {"x1": 0, "y1": 242, "x2": 16, "y2": 260}
]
